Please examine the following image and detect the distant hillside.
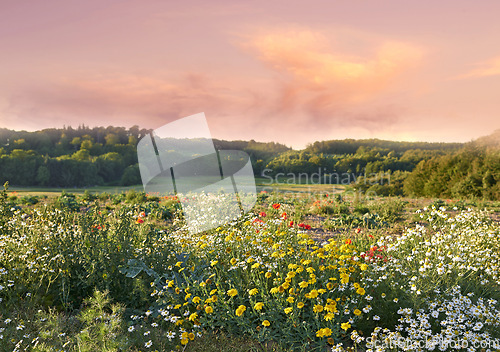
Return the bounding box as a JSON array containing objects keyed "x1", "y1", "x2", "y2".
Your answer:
[
  {"x1": 354, "y1": 131, "x2": 500, "y2": 200},
  {"x1": 0, "y1": 126, "x2": 498, "y2": 200},
  {"x1": 471, "y1": 129, "x2": 500, "y2": 148},
  {"x1": 306, "y1": 138, "x2": 463, "y2": 155},
  {"x1": 0, "y1": 126, "x2": 289, "y2": 187}
]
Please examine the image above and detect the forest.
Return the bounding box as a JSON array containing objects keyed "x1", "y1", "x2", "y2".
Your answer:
[{"x1": 0, "y1": 126, "x2": 498, "y2": 200}]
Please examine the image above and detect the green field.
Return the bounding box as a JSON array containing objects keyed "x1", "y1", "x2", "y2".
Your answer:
[{"x1": 1, "y1": 184, "x2": 499, "y2": 352}]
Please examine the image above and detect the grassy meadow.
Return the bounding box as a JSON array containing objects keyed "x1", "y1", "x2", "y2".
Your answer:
[{"x1": 1, "y1": 182, "x2": 499, "y2": 351}]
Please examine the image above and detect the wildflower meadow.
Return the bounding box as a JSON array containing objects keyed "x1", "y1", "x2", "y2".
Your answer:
[{"x1": 0, "y1": 183, "x2": 499, "y2": 351}]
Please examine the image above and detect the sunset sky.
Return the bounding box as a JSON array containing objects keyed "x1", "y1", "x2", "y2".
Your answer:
[{"x1": 1, "y1": 0, "x2": 500, "y2": 148}]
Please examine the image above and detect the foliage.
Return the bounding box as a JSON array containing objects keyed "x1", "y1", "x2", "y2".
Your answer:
[{"x1": 0, "y1": 186, "x2": 500, "y2": 351}]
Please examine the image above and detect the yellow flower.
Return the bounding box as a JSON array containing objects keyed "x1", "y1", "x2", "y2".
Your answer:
[
  {"x1": 235, "y1": 305, "x2": 246, "y2": 317},
  {"x1": 188, "y1": 312, "x2": 198, "y2": 321},
  {"x1": 188, "y1": 332, "x2": 195, "y2": 340},
  {"x1": 251, "y1": 262, "x2": 260, "y2": 269},
  {"x1": 205, "y1": 306, "x2": 214, "y2": 314},
  {"x1": 354, "y1": 309, "x2": 362, "y2": 316},
  {"x1": 192, "y1": 296, "x2": 201, "y2": 304},
  {"x1": 313, "y1": 304, "x2": 324, "y2": 313},
  {"x1": 299, "y1": 281, "x2": 309, "y2": 288},
  {"x1": 230, "y1": 258, "x2": 237, "y2": 265},
  {"x1": 265, "y1": 272, "x2": 272, "y2": 278},
  {"x1": 249, "y1": 288, "x2": 258, "y2": 296},
  {"x1": 316, "y1": 328, "x2": 332, "y2": 338},
  {"x1": 325, "y1": 303, "x2": 337, "y2": 313},
  {"x1": 297, "y1": 302, "x2": 304, "y2": 309},
  {"x1": 360, "y1": 263, "x2": 368, "y2": 271},
  {"x1": 284, "y1": 307, "x2": 293, "y2": 314},
  {"x1": 210, "y1": 260, "x2": 218, "y2": 266},
  {"x1": 286, "y1": 296, "x2": 294, "y2": 303},
  {"x1": 254, "y1": 302, "x2": 264, "y2": 311},
  {"x1": 324, "y1": 312, "x2": 335, "y2": 321},
  {"x1": 356, "y1": 287, "x2": 366, "y2": 295},
  {"x1": 307, "y1": 289, "x2": 318, "y2": 299},
  {"x1": 262, "y1": 320, "x2": 270, "y2": 327},
  {"x1": 227, "y1": 288, "x2": 238, "y2": 297},
  {"x1": 210, "y1": 289, "x2": 217, "y2": 295},
  {"x1": 270, "y1": 287, "x2": 279, "y2": 294},
  {"x1": 326, "y1": 282, "x2": 334, "y2": 290},
  {"x1": 341, "y1": 322, "x2": 351, "y2": 331}
]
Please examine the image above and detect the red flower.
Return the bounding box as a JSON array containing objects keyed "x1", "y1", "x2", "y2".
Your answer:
[
  {"x1": 298, "y1": 223, "x2": 305, "y2": 228},
  {"x1": 304, "y1": 224, "x2": 311, "y2": 230},
  {"x1": 281, "y1": 212, "x2": 288, "y2": 219},
  {"x1": 259, "y1": 212, "x2": 266, "y2": 217},
  {"x1": 289, "y1": 221, "x2": 294, "y2": 227},
  {"x1": 136, "y1": 218, "x2": 144, "y2": 224},
  {"x1": 368, "y1": 234, "x2": 374, "y2": 239},
  {"x1": 272, "y1": 203, "x2": 281, "y2": 209},
  {"x1": 355, "y1": 228, "x2": 361, "y2": 234},
  {"x1": 345, "y1": 239, "x2": 352, "y2": 245}
]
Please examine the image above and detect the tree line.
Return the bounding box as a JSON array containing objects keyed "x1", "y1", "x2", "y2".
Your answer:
[{"x1": 0, "y1": 125, "x2": 498, "y2": 200}]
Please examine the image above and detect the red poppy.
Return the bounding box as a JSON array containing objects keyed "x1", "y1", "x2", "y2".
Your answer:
[
  {"x1": 259, "y1": 211, "x2": 266, "y2": 217},
  {"x1": 136, "y1": 218, "x2": 144, "y2": 224},
  {"x1": 272, "y1": 203, "x2": 281, "y2": 209},
  {"x1": 281, "y1": 212, "x2": 288, "y2": 219},
  {"x1": 355, "y1": 228, "x2": 361, "y2": 234},
  {"x1": 289, "y1": 221, "x2": 294, "y2": 227},
  {"x1": 345, "y1": 239, "x2": 352, "y2": 245}
]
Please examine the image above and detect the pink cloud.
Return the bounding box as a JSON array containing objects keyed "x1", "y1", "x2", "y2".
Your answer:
[{"x1": 454, "y1": 56, "x2": 500, "y2": 79}]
